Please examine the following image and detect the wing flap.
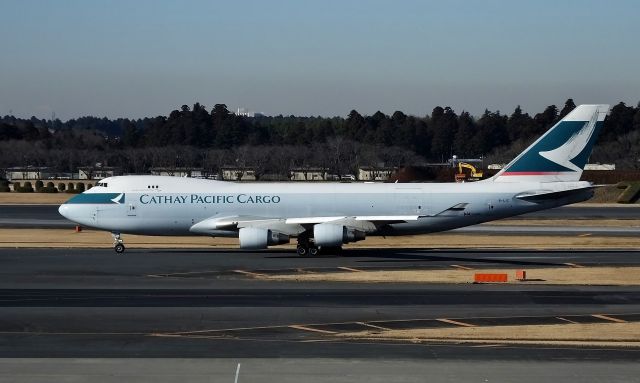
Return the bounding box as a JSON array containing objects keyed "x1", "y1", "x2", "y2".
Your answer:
[
  {"x1": 285, "y1": 215, "x2": 420, "y2": 224},
  {"x1": 190, "y1": 215, "x2": 306, "y2": 236}
]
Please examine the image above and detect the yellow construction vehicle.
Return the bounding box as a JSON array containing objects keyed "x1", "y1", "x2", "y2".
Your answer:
[{"x1": 455, "y1": 162, "x2": 483, "y2": 182}]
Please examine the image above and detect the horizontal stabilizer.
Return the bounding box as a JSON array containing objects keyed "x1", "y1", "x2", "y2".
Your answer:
[{"x1": 515, "y1": 187, "x2": 594, "y2": 201}]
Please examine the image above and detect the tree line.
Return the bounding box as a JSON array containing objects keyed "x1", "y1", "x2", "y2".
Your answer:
[{"x1": 1, "y1": 99, "x2": 639, "y2": 178}]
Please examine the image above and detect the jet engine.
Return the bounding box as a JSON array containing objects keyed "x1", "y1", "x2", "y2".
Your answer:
[
  {"x1": 313, "y1": 224, "x2": 366, "y2": 247},
  {"x1": 239, "y1": 227, "x2": 290, "y2": 249}
]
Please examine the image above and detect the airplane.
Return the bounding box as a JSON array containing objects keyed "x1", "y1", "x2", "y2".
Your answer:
[{"x1": 58, "y1": 104, "x2": 609, "y2": 255}]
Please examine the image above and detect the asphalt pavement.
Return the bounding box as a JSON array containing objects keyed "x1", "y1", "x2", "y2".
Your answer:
[
  {"x1": 1, "y1": 248, "x2": 639, "y2": 357},
  {"x1": 2, "y1": 245, "x2": 640, "y2": 381}
]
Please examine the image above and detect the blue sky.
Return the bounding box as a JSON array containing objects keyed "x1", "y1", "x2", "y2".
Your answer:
[{"x1": 1, "y1": 0, "x2": 638, "y2": 120}]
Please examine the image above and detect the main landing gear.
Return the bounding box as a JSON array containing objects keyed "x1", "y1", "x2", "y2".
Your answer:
[
  {"x1": 112, "y1": 232, "x2": 125, "y2": 253},
  {"x1": 296, "y1": 237, "x2": 341, "y2": 256},
  {"x1": 296, "y1": 236, "x2": 319, "y2": 256},
  {"x1": 296, "y1": 243, "x2": 319, "y2": 256}
]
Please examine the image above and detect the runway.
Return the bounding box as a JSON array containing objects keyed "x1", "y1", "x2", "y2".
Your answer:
[
  {"x1": 1, "y1": 248, "x2": 640, "y2": 351},
  {"x1": 0, "y1": 204, "x2": 70, "y2": 228},
  {"x1": 2, "y1": 247, "x2": 640, "y2": 381},
  {"x1": 4, "y1": 247, "x2": 640, "y2": 288}
]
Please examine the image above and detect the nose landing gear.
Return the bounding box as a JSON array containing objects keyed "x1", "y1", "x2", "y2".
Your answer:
[{"x1": 112, "y1": 232, "x2": 125, "y2": 253}]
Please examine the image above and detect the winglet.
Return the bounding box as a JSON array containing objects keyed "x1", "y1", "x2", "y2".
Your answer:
[{"x1": 493, "y1": 104, "x2": 609, "y2": 182}]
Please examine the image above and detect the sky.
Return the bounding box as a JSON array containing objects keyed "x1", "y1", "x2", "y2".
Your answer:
[{"x1": 0, "y1": 0, "x2": 638, "y2": 120}]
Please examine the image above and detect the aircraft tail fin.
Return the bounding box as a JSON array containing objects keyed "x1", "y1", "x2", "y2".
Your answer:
[{"x1": 493, "y1": 104, "x2": 609, "y2": 183}]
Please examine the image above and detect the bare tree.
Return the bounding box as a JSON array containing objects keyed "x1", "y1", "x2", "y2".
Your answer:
[{"x1": 204, "y1": 149, "x2": 231, "y2": 178}]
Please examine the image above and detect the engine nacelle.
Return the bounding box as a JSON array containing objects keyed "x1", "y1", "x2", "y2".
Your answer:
[
  {"x1": 313, "y1": 224, "x2": 366, "y2": 247},
  {"x1": 239, "y1": 227, "x2": 290, "y2": 249}
]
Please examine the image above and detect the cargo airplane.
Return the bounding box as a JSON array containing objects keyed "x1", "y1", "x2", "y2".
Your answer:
[{"x1": 59, "y1": 104, "x2": 609, "y2": 255}]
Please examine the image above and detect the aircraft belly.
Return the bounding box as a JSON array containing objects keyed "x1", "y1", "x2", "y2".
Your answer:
[{"x1": 96, "y1": 218, "x2": 194, "y2": 236}]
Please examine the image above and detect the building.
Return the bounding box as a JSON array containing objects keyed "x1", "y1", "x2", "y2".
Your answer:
[
  {"x1": 221, "y1": 167, "x2": 256, "y2": 181},
  {"x1": 4, "y1": 166, "x2": 52, "y2": 181},
  {"x1": 149, "y1": 167, "x2": 204, "y2": 178},
  {"x1": 358, "y1": 166, "x2": 395, "y2": 181},
  {"x1": 450, "y1": 156, "x2": 483, "y2": 167},
  {"x1": 290, "y1": 167, "x2": 328, "y2": 181},
  {"x1": 236, "y1": 107, "x2": 264, "y2": 118},
  {"x1": 584, "y1": 163, "x2": 615, "y2": 171},
  {"x1": 78, "y1": 166, "x2": 121, "y2": 180}
]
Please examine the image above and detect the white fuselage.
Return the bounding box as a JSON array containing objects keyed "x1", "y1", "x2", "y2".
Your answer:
[{"x1": 58, "y1": 175, "x2": 593, "y2": 237}]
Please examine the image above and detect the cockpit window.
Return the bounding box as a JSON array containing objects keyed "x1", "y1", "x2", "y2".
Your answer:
[{"x1": 96, "y1": 182, "x2": 108, "y2": 187}]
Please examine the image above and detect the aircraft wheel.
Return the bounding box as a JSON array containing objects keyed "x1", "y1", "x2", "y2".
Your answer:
[
  {"x1": 296, "y1": 245, "x2": 307, "y2": 256},
  {"x1": 308, "y1": 247, "x2": 319, "y2": 256},
  {"x1": 114, "y1": 243, "x2": 125, "y2": 254}
]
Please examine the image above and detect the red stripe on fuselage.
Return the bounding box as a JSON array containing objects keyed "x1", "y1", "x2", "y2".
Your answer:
[{"x1": 500, "y1": 171, "x2": 569, "y2": 176}]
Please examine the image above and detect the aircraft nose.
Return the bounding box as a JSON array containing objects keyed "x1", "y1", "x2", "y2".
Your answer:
[
  {"x1": 58, "y1": 204, "x2": 69, "y2": 219},
  {"x1": 58, "y1": 204, "x2": 79, "y2": 222},
  {"x1": 57, "y1": 202, "x2": 94, "y2": 227}
]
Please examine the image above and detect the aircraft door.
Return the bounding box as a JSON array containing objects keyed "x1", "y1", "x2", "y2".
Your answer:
[
  {"x1": 127, "y1": 202, "x2": 137, "y2": 217},
  {"x1": 91, "y1": 207, "x2": 99, "y2": 223},
  {"x1": 486, "y1": 199, "x2": 495, "y2": 215}
]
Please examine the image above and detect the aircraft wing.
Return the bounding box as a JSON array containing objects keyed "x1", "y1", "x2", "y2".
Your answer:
[{"x1": 189, "y1": 214, "x2": 423, "y2": 236}]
